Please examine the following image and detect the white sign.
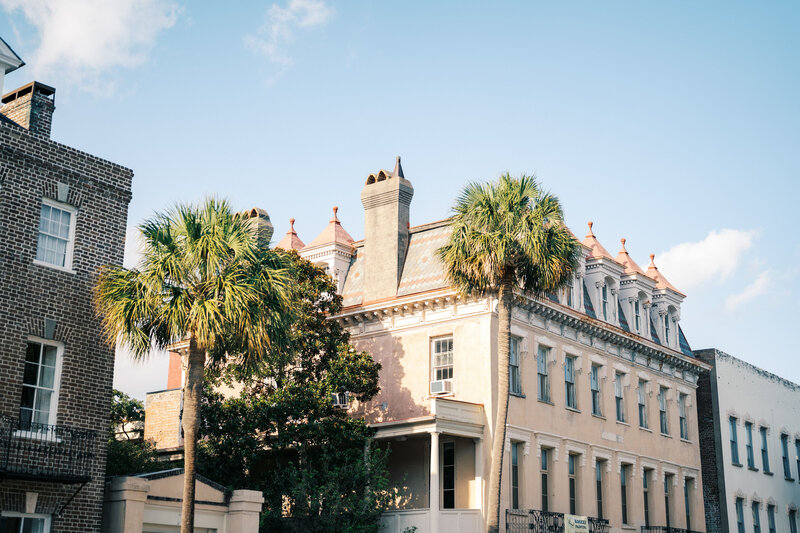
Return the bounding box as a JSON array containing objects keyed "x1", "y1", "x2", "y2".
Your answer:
[{"x1": 565, "y1": 514, "x2": 589, "y2": 533}]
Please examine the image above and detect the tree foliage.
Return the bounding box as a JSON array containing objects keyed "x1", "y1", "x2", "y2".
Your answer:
[
  {"x1": 199, "y1": 251, "x2": 390, "y2": 533},
  {"x1": 106, "y1": 389, "x2": 161, "y2": 477}
]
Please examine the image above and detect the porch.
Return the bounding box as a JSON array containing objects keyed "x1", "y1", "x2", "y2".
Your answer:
[{"x1": 374, "y1": 398, "x2": 485, "y2": 533}]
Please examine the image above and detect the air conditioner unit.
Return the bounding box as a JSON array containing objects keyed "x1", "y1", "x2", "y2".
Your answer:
[
  {"x1": 430, "y1": 380, "x2": 453, "y2": 395},
  {"x1": 331, "y1": 391, "x2": 349, "y2": 408}
]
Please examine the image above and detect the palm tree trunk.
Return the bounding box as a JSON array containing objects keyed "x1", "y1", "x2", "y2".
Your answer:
[
  {"x1": 487, "y1": 281, "x2": 513, "y2": 533},
  {"x1": 181, "y1": 337, "x2": 206, "y2": 533}
]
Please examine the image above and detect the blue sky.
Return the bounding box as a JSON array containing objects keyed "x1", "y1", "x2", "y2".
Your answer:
[{"x1": 2, "y1": 1, "x2": 798, "y2": 398}]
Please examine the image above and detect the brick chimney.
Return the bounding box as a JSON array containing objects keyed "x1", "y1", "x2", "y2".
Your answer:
[
  {"x1": 361, "y1": 156, "x2": 414, "y2": 301},
  {"x1": 1, "y1": 81, "x2": 56, "y2": 137}
]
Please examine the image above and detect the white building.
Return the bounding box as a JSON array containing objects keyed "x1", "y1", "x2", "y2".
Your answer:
[{"x1": 695, "y1": 349, "x2": 800, "y2": 533}]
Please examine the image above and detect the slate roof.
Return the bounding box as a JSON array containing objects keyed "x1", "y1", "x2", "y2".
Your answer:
[
  {"x1": 678, "y1": 326, "x2": 693, "y2": 357},
  {"x1": 397, "y1": 223, "x2": 452, "y2": 297},
  {"x1": 341, "y1": 249, "x2": 365, "y2": 307}
]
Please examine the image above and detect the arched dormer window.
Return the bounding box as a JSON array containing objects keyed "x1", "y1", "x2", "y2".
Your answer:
[
  {"x1": 635, "y1": 291, "x2": 648, "y2": 335},
  {"x1": 601, "y1": 284, "x2": 609, "y2": 320}
]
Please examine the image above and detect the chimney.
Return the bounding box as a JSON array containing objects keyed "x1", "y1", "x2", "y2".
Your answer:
[
  {"x1": 1, "y1": 81, "x2": 56, "y2": 137},
  {"x1": 361, "y1": 156, "x2": 414, "y2": 301},
  {"x1": 243, "y1": 207, "x2": 274, "y2": 249}
]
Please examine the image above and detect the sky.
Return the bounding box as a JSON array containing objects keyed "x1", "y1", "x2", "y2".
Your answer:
[{"x1": 1, "y1": 1, "x2": 798, "y2": 399}]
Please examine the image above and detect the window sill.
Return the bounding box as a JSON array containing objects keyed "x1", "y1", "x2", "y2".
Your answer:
[
  {"x1": 748, "y1": 466, "x2": 759, "y2": 472},
  {"x1": 661, "y1": 433, "x2": 672, "y2": 439},
  {"x1": 538, "y1": 399, "x2": 554, "y2": 406},
  {"x1": 785, "y1": 477, "x2": 796, "y2": 482},
  {"x1": 510, "y1": 392, "x2": 526, "y2": 399},
  {"x1": 680, "y1": 437, "x2": 691, "y2": 443},
  {"x1": 764, "y1": 470, "x2": 773, "y2": 476},
  {"x1": 565, "y1": 407, "x2": 581, "y2": 414},
  {"x1": 732, "y1": 462, "x2": 743, "y2": 468},
  {"x1": 616, "y1": 420, "x2": 630, "y2": 427},
  {"x1": 32, "y1": 259, "x2": 76, "y2": 275},
  {"x1": 591, "y1": 413, "x2": 605, "y2": 420},
  {"x1": 640, "y1": 426, "x2": 652, "y2": 433},
  {"x1": 621, "y1": 525, "x2": 637, "y2": 530}
]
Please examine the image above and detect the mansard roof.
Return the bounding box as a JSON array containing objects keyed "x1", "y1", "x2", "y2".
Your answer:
[
  {"x1": 305, "y1": 206, "x2": 354, "y2": 249},
  {"x1": 275, "y1": 218, "x2": 305, "y2": 251}
]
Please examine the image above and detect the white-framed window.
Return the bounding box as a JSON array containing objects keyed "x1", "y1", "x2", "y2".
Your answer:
[
  {"x1": 615, "y1": 373, "x2": 625, "y2": 423},
  {"x1": 590, "y1": 365, "x2": 601, "y2": 416},
  {"x1": 509, "y1": 337, "x2": 521, "y2": 395},
  {"x1": 565, "y1": 278, "x2": 574, "y2": 307},
  {"x1": 0, "y1": 512, "x2": 51, "y2": 533},
  {"x1": 638, "y1": 380, "x2": 648, "y2": 429},
  {"x1": 35, "y1": 198, "x2": 77, "y2": 271},
  {"x1": 679, "y1": 394, "x2": 689, "y2": 440},
  {"x1": 20, "y1": 338, "x2": 63, "y2": 429},
  {"x1": 601, "y1": 285, "x2": 608, "y2": 320},
  {"x1": 564, "y1": 356, "x2": 577, "y2": 409},
  {"x1": 664, "y1": 315, "x2": 671, "y2": 345},
  {"x1": 659, "y1": 387, "x2": 669, "y2": 435},
  {"x1": 432, "y1": 336, "x2": 453, "y2": 382},
  {"x1": 634, "y1": 300, "x2": 641, "y2": 333}
]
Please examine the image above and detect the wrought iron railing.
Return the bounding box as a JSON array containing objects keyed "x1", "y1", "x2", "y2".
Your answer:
[
  {"x1": 641, "y1": 527, "x2": 704, "y2": 533},
  {"x1": 0, "y1": 415, "x2": 96, "y2": 483},
  {"x1": 507, "y1": 509, "x2": 610, "y2": 533}
]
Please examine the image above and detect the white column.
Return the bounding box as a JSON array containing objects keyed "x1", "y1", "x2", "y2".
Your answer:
[
  {"x1": 430, "y1": 431, "x2": 440, "y2": 533},
  {"x1": 474, "y1": 438, "x2": 484, "y2": 511}
]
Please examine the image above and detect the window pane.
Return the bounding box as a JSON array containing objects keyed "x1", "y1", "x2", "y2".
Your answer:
[
  {"x1": 20, "y1": 387, "x2": 35, "y2": 409},
  {"x1": 23, "y1": 517, "x2": 46, "y2": 533},
  {"x1": 23, "y1": 363, "x2": 39, "y2": 386},
  {"x1": 38, "y1": 365, "x2": 55, "y2": 389},
  {"x1": 25, "y1": 343, "x2": 41, "y2": 363},
  {"x1": 42, "y1": 346, "x2": 57, "y2": 367},
  {"x1": 34, "y1": 389, "x2": 51, "y2": 414}
]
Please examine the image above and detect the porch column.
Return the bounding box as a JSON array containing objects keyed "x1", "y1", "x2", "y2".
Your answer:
[
  {"x1": 430, "y1": 431, "x2": 440, "y2": 533},
  {"x1": 474, "y1": 437, "x2": 484, "y2": 511}
]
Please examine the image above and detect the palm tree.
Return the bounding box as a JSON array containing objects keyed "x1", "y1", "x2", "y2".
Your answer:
[
  {"x1": 94, "y1": 198, "x2": 292, "y2": 533},
  {"x1": 438, "y1": 174, "x2": 580, "y2": 533}
]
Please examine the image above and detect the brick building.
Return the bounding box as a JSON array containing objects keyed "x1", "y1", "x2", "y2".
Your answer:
[{"x1": 0, "y1": 38, "x2": 133, "y2": 533}]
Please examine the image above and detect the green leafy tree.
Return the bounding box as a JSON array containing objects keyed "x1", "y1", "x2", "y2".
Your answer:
[
  {"x1": 106, "y1": 389, "x2": 161, "y2": 476},
  {"x1": 437, "y1": 174, "x2": 580, "y2": 533},
  {"x1": 199, "y1": 251, "x2": 389, "y2": 532},
  {"x1": 94, "y1": 198, "x2": 292, "y2": 533}
]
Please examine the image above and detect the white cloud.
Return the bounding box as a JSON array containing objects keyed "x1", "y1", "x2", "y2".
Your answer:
[
  {"x1": 0, "y1": 0, "x2": 179, "y2": 92},
  {"x1": 245, "y1": 0, "x2": 333, "y2": 80},
  {"x1": 656, "y1": 229, "x2": 757, "y2": 291},
  {"x1": 724, "y1": 271, "x2": 771, "y2": 313}
]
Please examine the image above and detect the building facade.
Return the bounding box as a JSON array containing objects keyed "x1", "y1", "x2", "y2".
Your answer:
[
  {"x1": 0, "y1": 40, "x2": 133, "y2": 533},
  {"x1": 695, "y1": 349, "x2": 800, "y2": 533},
  {"x1": 283, "y1": 158, "x2": 711, "y2": 533}
]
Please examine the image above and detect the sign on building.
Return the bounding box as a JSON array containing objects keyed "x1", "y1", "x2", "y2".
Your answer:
[{"x1": 565, "y1": 515, "x2": 589, "y2": 533}]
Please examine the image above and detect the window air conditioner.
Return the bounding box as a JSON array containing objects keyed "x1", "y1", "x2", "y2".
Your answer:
[{"x1": 430, "y1": 380, "x2": 453, "y2": 395}]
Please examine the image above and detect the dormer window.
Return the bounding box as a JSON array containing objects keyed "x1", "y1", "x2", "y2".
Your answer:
[
  {"x1": 602, "y1": 285, "x2": 608, "y2": 320},
  {"x1": 634, "y1": 300, "x2": 641, "y2": 332},
  {"x1": 566, "y1": 278, "x2": 573, "y2": 307},
  {"x1": 664, "y1": 315, "x2": 671, "y2": 346}
]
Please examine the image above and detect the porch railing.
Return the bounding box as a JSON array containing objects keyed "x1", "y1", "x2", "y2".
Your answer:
[
  {"x1": 641, "y1": 527, "x2": 704, "y2": 533},
  {"x1": 507, "y1": 509, "x2": 609, "y2": 533},
  {"x1": 0, "y1": 415, "x2": 96, "y2": 483}
]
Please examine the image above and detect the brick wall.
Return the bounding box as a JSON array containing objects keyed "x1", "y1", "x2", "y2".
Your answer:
[
  {"x1": 144, "y1": 389, "x2": 183, "y2": 450},
  {"x1": 694, "y1": 349, "x2": 725, "y2": 533},
  {"x1": 0, "y1": 107, "x2": 132, "y2": 532}
]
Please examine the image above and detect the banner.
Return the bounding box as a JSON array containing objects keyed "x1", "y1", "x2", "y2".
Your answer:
[{"x1": 565, "y1": 514, "x2": 589, "y2": 533}]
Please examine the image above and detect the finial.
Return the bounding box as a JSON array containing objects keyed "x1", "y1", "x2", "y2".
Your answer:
[
  {"x1": 586, "y1": 221, "x2": 594, "y2": 237},
  {"x1": 649, "y1": 253, "x2": 656, "y2": 268},
  {"x1": 289, "y1": 218, "x2": 296, "y2": 232},
  {"x1": 620, "y1": 238, "x2": 627, "y2": 252},
  {"x1": 331, "y1": 206, "x2": 339, "y2": 222},
  {"x1": 393, "y1": 155, "x2": 405, "y2": 179}
]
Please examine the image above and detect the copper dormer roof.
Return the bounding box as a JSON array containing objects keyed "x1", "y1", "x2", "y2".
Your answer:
[
  {"x1": 615, "y1": 238, "x2": 646, "y2": 275},
  {"x1": 645, "y1": 253, "x2": 685, "y2": 296},
  {"x1": 275, "y1": 218, "x2": 305, "y2": 251},
  {"x1": 581, "y1": 221, "x2": 615, "y2": 261},
  {"x1": 305, "y1": 206, "x2": 355, "y2": 249}
]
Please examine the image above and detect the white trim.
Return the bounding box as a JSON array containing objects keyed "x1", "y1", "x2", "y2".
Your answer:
[
  {"x1": 20, "y1": 336, "x2": 64, "y2": 428},
  {"x1": 35, "y1": 198, "x2": 78, "y2": 272},
  {"x1": 0, "y1": 511, "x2": 52, "y2": 532}
]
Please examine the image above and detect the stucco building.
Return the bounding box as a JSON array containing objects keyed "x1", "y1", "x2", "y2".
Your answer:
[
  {"x1": 695, "y1": 349, "x2": 800, "y2": 533},
  {"x1": 0, "y1": 38, "x2": 133, "y2": 532}
]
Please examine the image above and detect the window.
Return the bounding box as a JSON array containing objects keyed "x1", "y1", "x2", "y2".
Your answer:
[
  {"x1": 638, "y1": 380, "x2": 648, "y2": 429},
  {"x1": 0, "y1": 513, "x2": 50, "y2": 533},
  {"x1": 790, "y1": 509, "x2": 798, "y2": 533},
  {"x1": 602, "y1": 285, "x2": 608, "y2": 320},
  {"x1": 796, "y1": 440, "x2": 800, "y2": 482},
  {"x1": 761, "y1": 427, "x2": 771, "y2": 473},
  {"x1": 659, "y1": 387, "x2": 669, "y2": 435},
  {"x1": 664, "y1": 474, "x2": 672, "y2": 529},
  {"x1": 509, "y1": 337, "x2": 521, "y2": 395},
  {"x1": 736, "y1": 498, "x2": 746, "y2": 533},
  {"x1": 767, "y1": 505, "x2": 777, "y2": 533},
  {"x1": 745, "y1": 422, "x2": 756, "y2": 468},
  {"x1": 568, "y1": 454, "x2": 578, "y2": 514},
  {"x1": 684, "y1": 478, "x2": 692, "y2": 529},
  {"x1": 442, "y1": 442, "x2": 455, "y2": 509},
  {"x1": 20, "y1": 340, "x2": 61, "y2": 429},
  {"x1": 615, "y1": 373, "x2": 625, "y2": 423},
  {"x1": 730, "y1": 417, "x2": 740, "y2": 465},
  {"x1": 432, "y1": 337, "x2": 453, "y2": 381},
  {"x1": 664, "y1": 315, "x2": 671, "y2": 345},
  {"x1": 782, "y1": 434, "x2": 793, "y2": 479},
  {"x1": 511, "y1": 443, "x2": 520, "y2": 509},
  {"x1": 590, "y1": 365, "x2": 602, "y2": 416},
  {"x1": 752, "y1": 502, "x2": 761, "y2": 533},
  {"x1": 620, "y1": 464, "x2": 630, "y2": 525},
  {"x1": 36, "y1": 199, "x2": 76, "y2": 270},
  {"x1": 679, "y1": 394, "x2": 689, "y2": 439},
  {"x1": 566, "y1": 278, "x2": 573, "y2": 307},
  {"x1": 541, "y1": 448, "x2": 550, "y2": 512},
  {"x1": 565, "y1": 357, "x2": 576, "y2": 409},
  {"x1": 642, "y1": 469, "x2": 651, "y2": 526},
  {"x1": 595, "y1": 460, "x2": 604, "y2": 519},
  {"x1": 634, "y1": 300, "x2": 641, "y2": 332},
  {"x1": 537, "y1": 346, "x2": 550, "y2": 402}
]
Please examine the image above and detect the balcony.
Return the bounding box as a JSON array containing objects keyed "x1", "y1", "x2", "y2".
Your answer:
[
  {"x1": 506, "y1": 509, "x2": 609, "y2": 533},
  {"x1": 0, "y1": 415, "x2": 96, "y2": 483},
  {"x1": 641, "y1": 527, "x2": 704, "y2": 533}
]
